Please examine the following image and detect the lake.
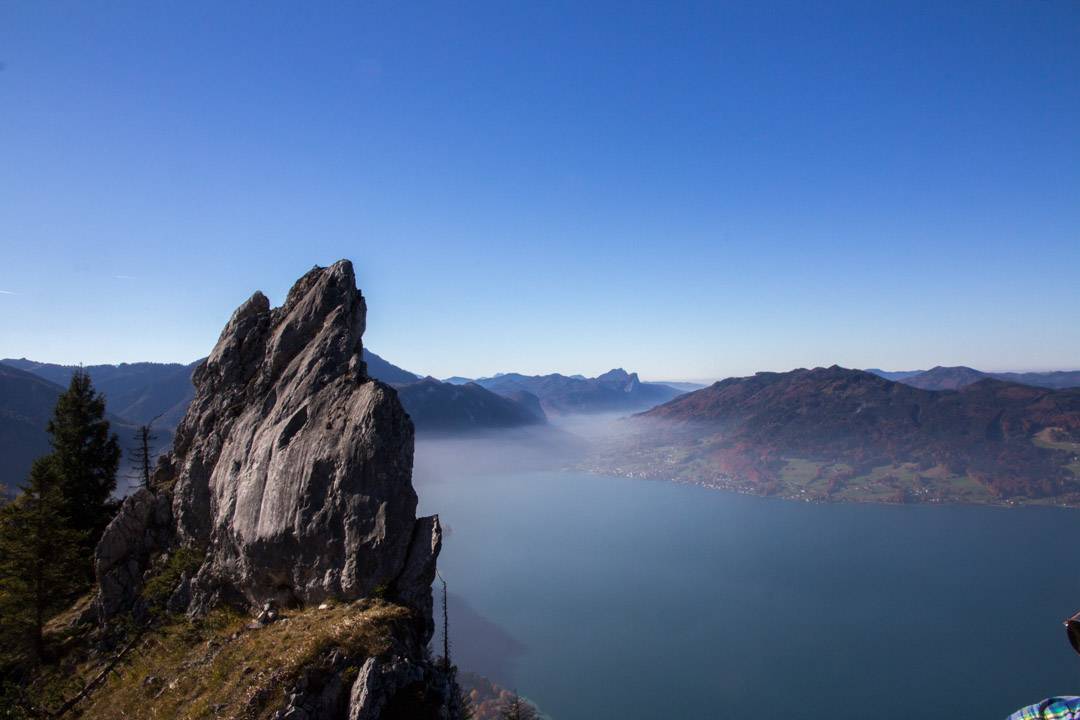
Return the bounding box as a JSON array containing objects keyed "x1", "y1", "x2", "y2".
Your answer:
[{"x1": 415, "y1": 431, "x2": 1080, "y2": 720}]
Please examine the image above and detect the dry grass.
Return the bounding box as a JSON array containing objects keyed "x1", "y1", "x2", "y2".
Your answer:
[
  {"x1": 43, "y1": 593, "x2": 94, "y2": 636},
  {"x1": 69, "y1": 599, "x2": 413, "y2": 720},
  {"x1": 1033, "y1": 427, "x2": 1080, "y2": 453}
]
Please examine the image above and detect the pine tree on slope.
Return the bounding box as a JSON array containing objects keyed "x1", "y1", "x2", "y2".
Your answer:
[
  {"x1": 46, "y1": 370, "x2": 120, "y2": 547},
  {"x1": 0, "y1": 457, "x2": 87, "y2": 663}
]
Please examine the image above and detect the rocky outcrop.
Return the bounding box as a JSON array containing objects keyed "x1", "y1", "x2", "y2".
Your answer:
[
  {"x1": 79, "y1": 261, "x2": 450, "y2": 718},
  {"x1": 393, "y1": 515, "x2": 442, "y2": 640},
  {"x1": 268, "y1": 652, "x2": 452, "y2": 720},
  {"x1": 348, "y1": 656, "x2": 450, "y2": 720},
  {"x1": 94, "y1": 487, "x2": 172, "y2": 621},
  {"x1": 152, "y1": 260, "x2": 439, "y2": 624}
]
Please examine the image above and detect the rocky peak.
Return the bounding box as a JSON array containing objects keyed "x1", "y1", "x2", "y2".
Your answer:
[
  {"x1": 98, "y1": 261, "x2": 439, "y2": 643},
  {"x1": 597, "y1": 367, "x2": 640, "y2": 391},
  {"x1": 174, "y1": 262, "x2": 367, "y2": 460}
]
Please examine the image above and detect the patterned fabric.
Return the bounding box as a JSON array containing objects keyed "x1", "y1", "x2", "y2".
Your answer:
[{"x1": 1010, "y1": 698, "x2": 1080, "y2": 719}]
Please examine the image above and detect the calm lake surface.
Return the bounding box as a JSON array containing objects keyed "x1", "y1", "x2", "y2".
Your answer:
[{"x1": 415, "y1": 433, "x2": 1080, "y2": 720}]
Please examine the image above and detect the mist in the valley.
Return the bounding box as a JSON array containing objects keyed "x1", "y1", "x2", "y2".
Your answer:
[
  {"x1": 414, "y1": 412, "x2": 629, "y2": 481},
  {"x1": 414, "y1": 412, "x2": 635, "y2": 686}
]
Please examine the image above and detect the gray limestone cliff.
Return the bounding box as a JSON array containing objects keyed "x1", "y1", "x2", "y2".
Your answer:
[
  {"x1": 89, "y1": 260, "x2": 449, "y2": 717},
  {"x1": 94, "y1": 259, "x2": 441, "y2": 640}
]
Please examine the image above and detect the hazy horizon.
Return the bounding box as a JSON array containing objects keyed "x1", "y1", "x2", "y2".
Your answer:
[{"x1": 3, "y1": 345, "x2": 1079, "y2": 387}]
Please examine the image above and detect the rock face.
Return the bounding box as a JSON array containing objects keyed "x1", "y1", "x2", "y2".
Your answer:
[
  {"x1": 348, "y1": 656, "x2": 450, "y2": 720},
  {"x1": 269, "y1": 652, "x2": 451, "y2": 720},
  {"x1": 94, "y1": 487, "x2": 172, "y2": 621},
  {"x1": 153, "y1": 260, "x2": 439, "y2": 623},
  {"x1": 85, "y1": 261, "x2": 450, "y2": 718}
]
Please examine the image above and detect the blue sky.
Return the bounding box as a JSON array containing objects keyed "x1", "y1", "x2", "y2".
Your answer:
[{"x1": 1, "y1": 1, "x2": 1078, "y2": 380}]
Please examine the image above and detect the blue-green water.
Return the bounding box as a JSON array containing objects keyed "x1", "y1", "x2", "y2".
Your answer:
[{"x1": 415, "y1": 435, "x2": 1080, "y2": 720}]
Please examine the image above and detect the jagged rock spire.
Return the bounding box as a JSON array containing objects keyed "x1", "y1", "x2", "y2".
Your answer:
[{"x1": 97, "y1": 261, "x2": 440, "y2": 640}]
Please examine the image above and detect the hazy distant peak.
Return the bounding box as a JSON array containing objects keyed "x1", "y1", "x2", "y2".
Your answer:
[
  {"x1": 392, "y1": 374, "x2": 547, "y2": 431},
  {"x1": 596, "y1": 368, "x2": 640, "y2": 388},
  {"x1": 901, "y1": 366, "x2": 989, "y2": 391},
  {"x1": 473, "y1": 366, "x2": 678, "y2": 414},
  {"x1": 864, "y1": 368, "x2": 926, "y2": 381}
]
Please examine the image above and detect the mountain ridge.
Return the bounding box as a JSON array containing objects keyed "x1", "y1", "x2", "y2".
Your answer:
[
  {"x1": 475, "y1": 367, "x2": 683, "y2": 414},
  {"x1": 0, "y1": 364, "x2": 65, "y2": 496},
  {"x1": 0, "y1": 364, "x2": 163, "y2": 498},
  {"x1": 2, "y1": 358, "x2": 200, "y2": 429},
  {"x1": 392, "y1": 377, "x2": 547, "y2": 432},
  {"x1": 1, "y1": 349, "x2": 543, "y2": 440},
  {"x1": 605, "y1": 366, "x2": 1080, "y2": 505},
  {"x1": 867, "y1": 365, "x2": 1080, "y2": 391}
]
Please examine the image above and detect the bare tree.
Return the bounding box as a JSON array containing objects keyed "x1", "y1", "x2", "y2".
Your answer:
[
  {"x1": 499, "y1": 692, "x2": 538, "y2": 720},
  {"x1": 130, "y1": 413, "x2": 164, "y2": 490},
  {"x1": 438, "y1": 572, "x2": 474, "y2": 719}
]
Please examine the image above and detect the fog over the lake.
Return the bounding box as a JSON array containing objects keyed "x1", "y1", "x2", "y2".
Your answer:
[
  {"x1": 412, "y1": 416, "x2": 1080, "y2": 720},
  {"x1": 413, "y1": 414, "x2": 630, "y2": 686},
  {"x1": 414, "y1": 413, "x2": 628, "y2": 480}
]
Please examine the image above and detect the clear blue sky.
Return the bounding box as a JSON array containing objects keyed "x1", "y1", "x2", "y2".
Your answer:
[{"x1": 1, "y1": 1, "x2": 1078, "y2": 380}]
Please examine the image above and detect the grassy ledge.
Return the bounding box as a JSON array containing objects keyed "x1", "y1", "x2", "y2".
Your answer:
[{"x1": 55, "y1": 599, "x2": 413, "y2": 720}]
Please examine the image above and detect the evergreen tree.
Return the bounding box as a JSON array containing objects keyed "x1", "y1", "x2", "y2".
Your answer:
[
  {"x1": 0, "y1": 457, "x2": 87, "y2": 664},
  {"x1": 46, "y1": 370, "x2": 120, "y2": 545}
]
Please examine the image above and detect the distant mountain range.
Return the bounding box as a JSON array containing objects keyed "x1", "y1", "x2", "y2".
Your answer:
[
  {"x1": 0, "y1": 363, "x2": 157, "y2": 497},
  {"x1": 7, "y1": 351, "x2": 1079, "y2": 505},
  {"x1": 393, "y1": 378, "x2": 546, "y2": 433},
  {"x1": 598, "y1": 366, "x2": 1080, "y2": 506},
  {"x1": 863, "y1": 368, "x2": 924, "y2": 382},
  {"x1": 392, "y1": 364, "x2": 699, "y2": 430},
  {"x1": 652, "y1": 380, "x2": 708, "y2": 393},
  {"x1": 1, "y1": 352, "x2": 688, "y2": 495},
  {"x1": 2, "y1": 357, "x2": 200, "y2": 428},
  {"x1": 2, "y1": 349, "x2": 431, "y2": 428},
  {"x1": 0, "y1": 364, "x2": 64, "y2": 496},
  {"x1": 898, "y1": 366, "x2": 987, "y2": 391},
  {"x1": 473, "y1": 368, "x2": 684, "y2": 415},
  {"x1": 361, "y1": 352, "x2": 547, "y2": 431},
  {"x1": 866, "y1": 366, "x2": 1080, "y2": 391},
  {"x1": 0, "y1": 349, "x2": 556, "y2": 495}
]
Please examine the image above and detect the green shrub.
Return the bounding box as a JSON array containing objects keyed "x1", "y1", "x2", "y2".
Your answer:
[{"x1": 141, "y1": 545, "x2": 205, "y2": 613}]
